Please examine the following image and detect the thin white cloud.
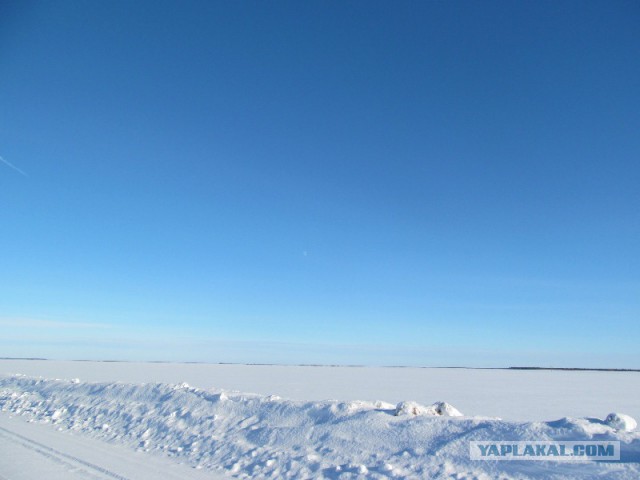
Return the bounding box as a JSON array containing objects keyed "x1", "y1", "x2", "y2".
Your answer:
[
  {"x1": 0, "y1": 156, "x2": 28, "y2": 177},
  {"x1": 0, "y1": 318, "x2": 112, "y2": 329}
]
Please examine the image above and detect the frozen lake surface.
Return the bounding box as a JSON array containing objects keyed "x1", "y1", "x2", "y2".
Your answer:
[{"x1": 1, "y1": 359, "x2": 638, "y2": 421}]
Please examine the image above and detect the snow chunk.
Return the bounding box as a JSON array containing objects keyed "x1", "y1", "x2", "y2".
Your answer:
[
  {"x1": 374, "y1": 400, "x2": 395, "y2": 410},
  {"x1": 51, "y1": 409, "x2": 64, "y2": 420},
  {"x1": 394, "y1": 401, "x2": 463, "y2": 417},
  {"x1": 430, "y1": 401, "x2": 463, "y2": 417},
  {"x1": 215, "y1": 392, "x2": 228, "y2": 402},
  {"x1": 604, "y1": 413, "x2": 637, "y2": 432},
  {"x1": 395, "y1": 401, "x2": 429, "y2": 416}
]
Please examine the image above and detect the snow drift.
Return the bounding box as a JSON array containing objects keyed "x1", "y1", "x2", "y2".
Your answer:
[{"x1": 1, "y1": 375, "x2": 639, "y2": 479}]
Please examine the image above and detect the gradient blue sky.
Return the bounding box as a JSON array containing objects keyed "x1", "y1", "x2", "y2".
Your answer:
[{"x1": 1, "y1": 1, "x2": 638, "y2": 367}]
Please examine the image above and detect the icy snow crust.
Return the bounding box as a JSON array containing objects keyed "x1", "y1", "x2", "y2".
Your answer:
[{"x1": 1, "y1": 376, "x2": 639, "y2": 479}]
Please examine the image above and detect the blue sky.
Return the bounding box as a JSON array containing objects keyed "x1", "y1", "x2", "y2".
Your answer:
[{"x1": 1, "y1": 1, "x2": 638, "y2": 367}]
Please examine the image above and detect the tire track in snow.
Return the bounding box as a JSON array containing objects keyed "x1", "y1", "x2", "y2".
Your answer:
[{"x1": 0, "y1": 426, "x2": 131, "y2": 480}]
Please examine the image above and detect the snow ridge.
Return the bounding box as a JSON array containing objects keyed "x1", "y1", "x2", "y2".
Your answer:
[{"x1": 1, "y1": 375, "x2": 638, "y2": 479}]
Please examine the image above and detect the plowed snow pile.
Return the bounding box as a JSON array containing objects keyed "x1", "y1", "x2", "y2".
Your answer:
[{"x1": 1, "y1": 375, "x2": 639, "y2": 479}]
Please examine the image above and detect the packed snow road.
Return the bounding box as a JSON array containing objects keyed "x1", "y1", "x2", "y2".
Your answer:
[{"x1": 0, "y1": 414, "x2": 222, "y2": 480}]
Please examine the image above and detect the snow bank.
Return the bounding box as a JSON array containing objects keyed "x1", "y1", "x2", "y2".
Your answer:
[{"x1": 1, "y1": 375, "x2": 638, "y2": 479}]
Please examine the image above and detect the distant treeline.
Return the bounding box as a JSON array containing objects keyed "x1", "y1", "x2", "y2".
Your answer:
[{"x1": 510, "y1": 366, "x2": 640, "y2": 372}]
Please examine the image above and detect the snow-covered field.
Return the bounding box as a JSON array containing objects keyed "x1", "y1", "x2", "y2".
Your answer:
[{"x1": 0, "y1": 360, "x2": 638, "y2": 479}]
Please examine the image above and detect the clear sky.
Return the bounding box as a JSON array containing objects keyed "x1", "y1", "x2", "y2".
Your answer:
[{"x1": 1, "y1": 1, "x2": 638, "y2": 367}]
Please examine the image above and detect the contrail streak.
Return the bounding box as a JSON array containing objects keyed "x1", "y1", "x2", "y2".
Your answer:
[{"x1": 0, "y1": 156, "x2": 28, "y2": 177}]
